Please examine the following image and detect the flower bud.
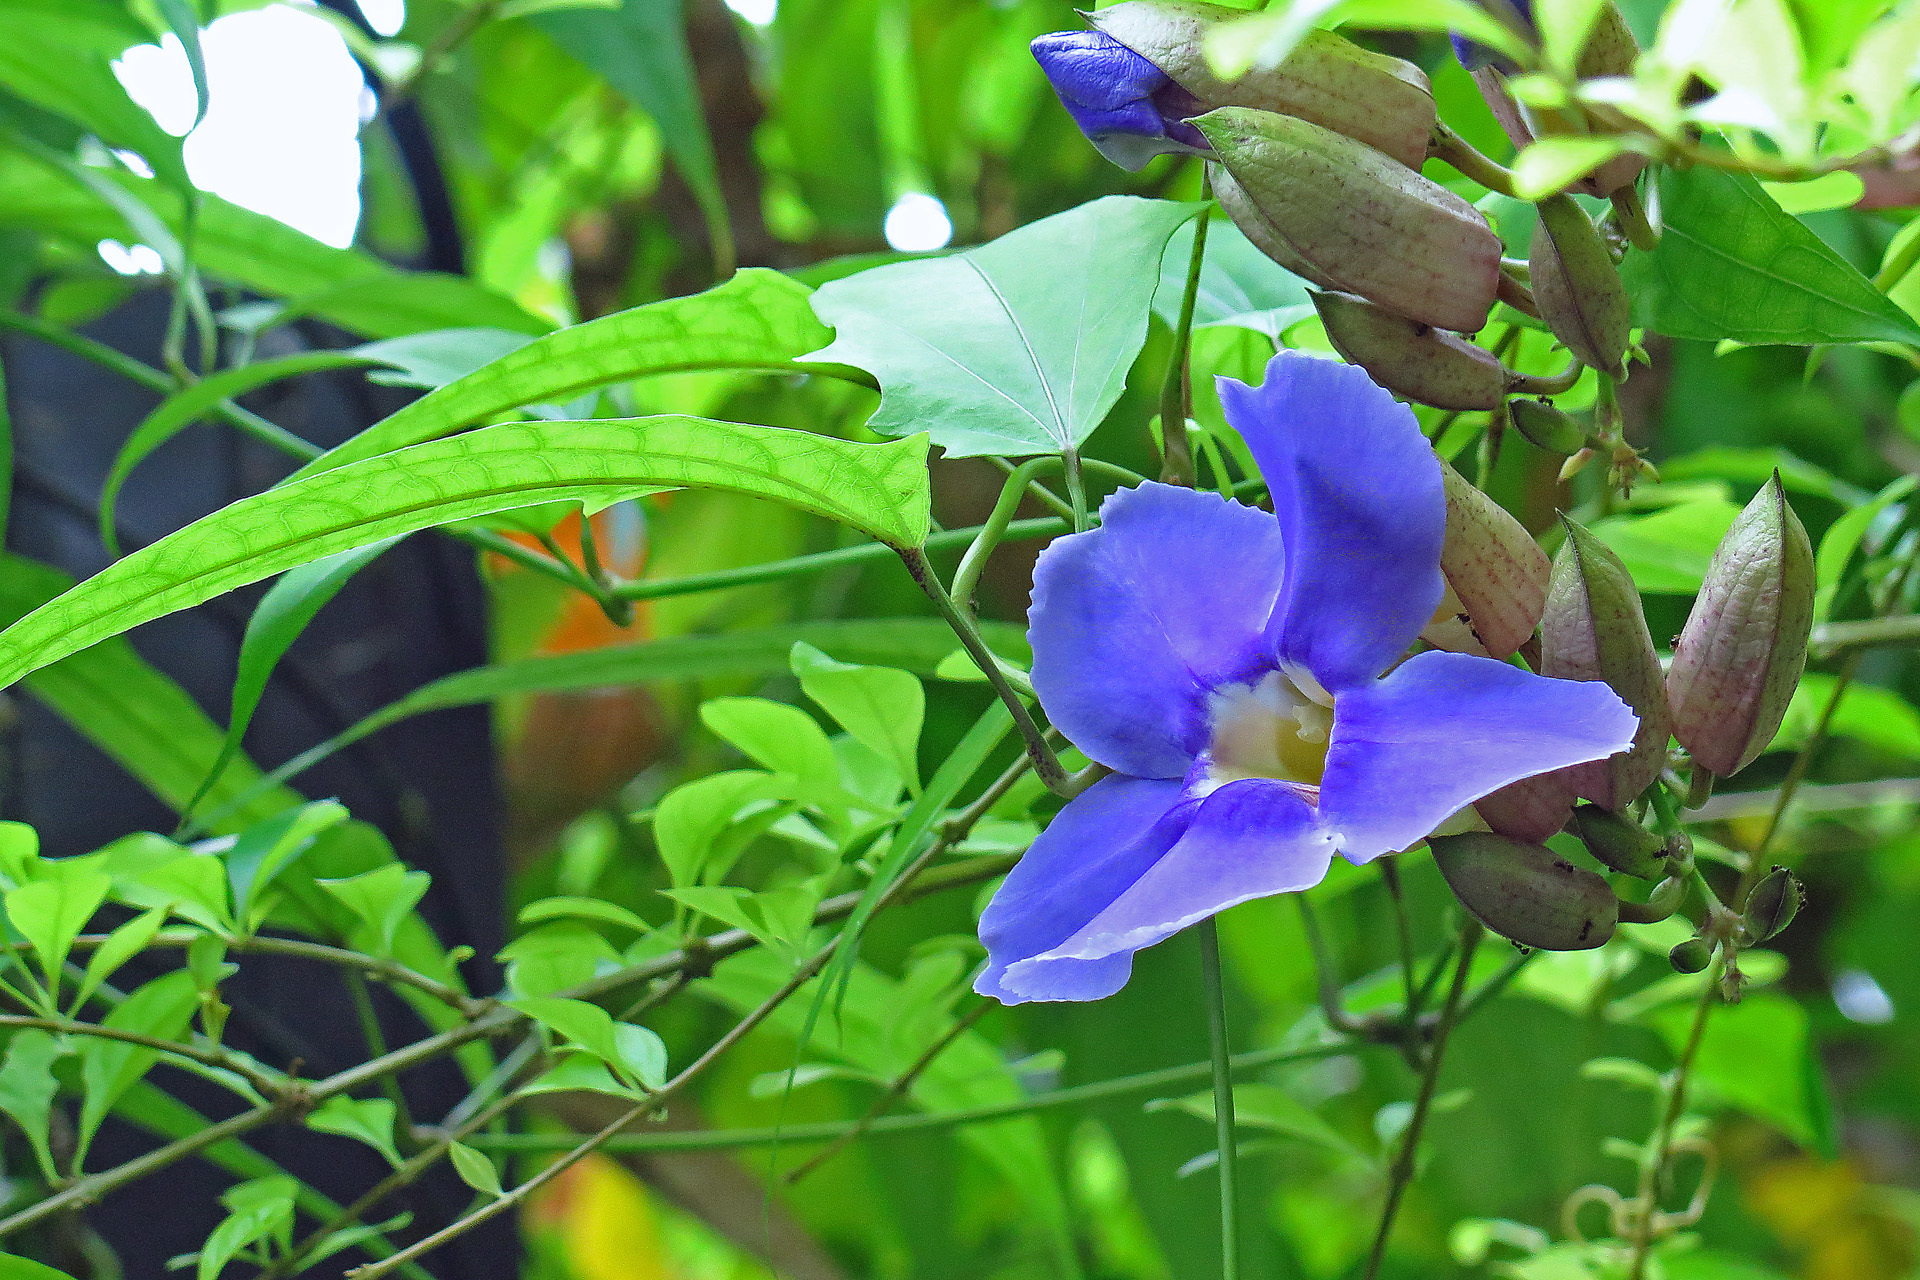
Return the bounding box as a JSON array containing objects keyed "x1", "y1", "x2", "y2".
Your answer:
[
  {"x1": 1313, "y1": 292, "x2": 1506, "y2": 410},
  {"x1": 1510, "y1": 398, "x2": 1588, "y2": 454},
  {"x1": 1742, "y1": 866, "x2": 1803, "y2": 942},
  {"x1": 1430, "y1": 831, "x2": 1618, "y2": 951},
  {"x1": 1089, "y1": 2, "x2": 1436, "y2": 169},
  {"x1": 1030, "y1": 30, "x2": 1212, "y2": 171},
  {"x1": 1474, "y1": 772, "x2": 1576, "y2": 842},
  {"x1": 1541, "y1": 520, "x2": 1670, "y2": 810},
  {"x1": 1434, "y1": 458, "x2": 1550, "y2": 658},
  {"x1": 1569, "y1": 802, "x2": 1668, "y2": 879},
  {"x1": 1530, "y1": 195, "x2": 1630, "y2": 378},
  {"x1": 1196, "y1": 108, "x2": 1503, "y2": 334},
  {"x1": 1666, "y1": 473, "x2": 1815, "y2": 777},
  {"x1": 1669, "y1": 937, "x2": 1713, "y2": 973}
]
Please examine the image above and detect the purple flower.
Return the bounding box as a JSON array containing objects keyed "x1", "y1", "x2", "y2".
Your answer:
[
  {"x1": 1030, "y1": 30, "x2": 1210, "y2": 172},
  {"x1": 976, "y1": 352, "x2": 1640, "y2": 1005}
]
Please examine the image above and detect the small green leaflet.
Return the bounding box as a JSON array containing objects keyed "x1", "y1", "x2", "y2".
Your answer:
[
  {"x1": 0, "y1": 418, "x2": 932, "y2": 691},
  {"x1": 807, "y1": 196, "x2": 1200, "y2": 457},
  {"x1": 1621, "y1": 166, "x2": 1920, "y2": 346}
]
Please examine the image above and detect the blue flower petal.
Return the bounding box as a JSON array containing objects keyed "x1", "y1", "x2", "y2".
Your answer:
[
  {"x1": 1219, "y1": 352, "x2": 1446, "y2": 692},
  {"x1": 1002, "y1": 779, "x2": 1331, "y2": 1001},
  {"x1": 1030, "y1": 30, "x2": 1169, "y2": 110},
  {"x1": 1029, "y1": 483, "x2": 1287, "y2": 779},
  {"x1": 976, "y1": 774, "x2": 1193, "y2": 1005},
  {"x1": 1320, "y1": 650, "x2": 1639, "y2": 861}
]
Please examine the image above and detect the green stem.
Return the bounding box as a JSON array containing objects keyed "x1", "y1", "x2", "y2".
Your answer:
[
  {"x1": 1159, "y1": 198, "x2": 1212, "y2": 487},
  {"x1": 1200, "y1": 919, "x2": 1240, "y2": 1280},
  {"x1": 1062, "y1": 448, "x2": 1090, "y2": 532},
  {"x1": 1732, "y1": 649, "x2": 1860, "y2": 909},
  {"x1": 1810, "y1": 613, "x2": 1920, "y2": 655},
  {"x1": 1361, "y1": 919, "x2": 1483, "y2": 1280},
  {"x1": 1610, "y1": 185, "x2": 1659, "y2": 252},
  {"x1": 1431, "y1": 122, "x2": 1517, "y2": 197},
  {"x1": 952, "y1": 459, "x2": 1061, "y2": 614},
  {"x1": 1381, "y1": 860, "x2": 1420, "y2": 1020},
  {"x1": 899, "y1": 545, "x2": 1068, "y2": 792}
]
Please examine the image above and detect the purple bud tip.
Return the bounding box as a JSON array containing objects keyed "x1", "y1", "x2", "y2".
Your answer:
[{"x1": 1030, "y1": 29, "x2": 1210, "y2": 171}]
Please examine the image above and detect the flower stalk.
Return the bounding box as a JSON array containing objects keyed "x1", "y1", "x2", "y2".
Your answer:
[
  {"x1": 1201, "y1": 919, "x2": 1242, "y2": 1280},
  {"x1": 1159, "y1": 198, "x2": 1213, "y2": 487}
]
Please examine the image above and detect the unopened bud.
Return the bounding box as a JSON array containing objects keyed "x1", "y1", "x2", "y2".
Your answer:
[
  {"x1": 1313, "y1": 292, "x2": 1506, "y2": 410},
  {"x1": 1569, "y1": 803, "x2": 1667, "y2": 879},
  {"x1": 1474, "y1": 772, "x2": 1576, "y2": 842},
  {"x1": 1666, "y1": 473, "x2": 1815, "y2": 777},
  {"x1": 1090, "y1": 2, "x2": 1436, "y2": 168},
  {"x1": 1510, "y1": 399, "x2": 1589, "y2": 454},
  {"x1": 1430, "y1": 831, "x2": 1618, "y2": 951},
  {"x1": 1558, "y1": 447, "x2": 1597, "y2": 481},
  {"x1": 1541, "y1": 521, "x2": 1671, "y2": 810},
  {"x1": 1669, "y1": 937, "x2": 1713, "y2": 973},
  {"x1": 1195, "y1": 107, "x2": 1503, "y2": 334},
  {"x1": 1530, "y1": 195, "x2": 1630, "y2": 378},
  {"x1": 1743, "y1": 866, "x2": 1803, "y2": 942},
  {"x1": 1432, "y1": 458, "x2": 1550, "y2": 657}
]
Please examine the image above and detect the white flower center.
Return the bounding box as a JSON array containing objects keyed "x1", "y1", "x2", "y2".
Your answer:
[{"x1": 1202, "y1": 669, "x2": 1334, "y2": 795}]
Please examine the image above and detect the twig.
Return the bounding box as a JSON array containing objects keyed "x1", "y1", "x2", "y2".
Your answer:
[{"x1": 1200, "y1": 920, "x2": 1241, "y2": 1280}]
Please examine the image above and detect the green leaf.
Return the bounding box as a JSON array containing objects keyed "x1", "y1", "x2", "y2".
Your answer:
[
  {"x1": 0, "y1": 150, "x2": 548, "y2": 339},
  {"x1": 72, "y1": 904, "x2": 169, "y2": 1012},
  {"x1": 807, "y1": 196, "x2": 1200, "y2": 456},
  {"x1": 186, "y1": 540, "x2": 398, "y2": 821},
  {"x1": 700, "y1": 698, "x2": 839, "y2": 795},
  {"x1": 1511, "y1": 137, "x2": 1634, "y2": 199},
  {"x1": 1589, "y1": 498, "x2": 1743, "y2": 593},
  {"x1": 653, "y1": 770, "x2": 795, "y2": 887},
  {"x1": 221, "y1": 801, "x2": 350, "y2": 930},
  {"x1": 0, "y1": 418, "x2": 932, "y2": 692},
  {"x1": 306, "y1": 1096, "x2": 403, "y2": 1167},
  {"x1": 298, "y1": 270, "x2": 836, "y2": 475},
  {"x1": 0, "y1": 1030, "x2": 65, "y2": 1180},
  {"x1": 1621, "y1": 166, "x2": 1920, "y2": 346},
  {"x1": 77, "y1": 968, "x2": 198, "y2": 1162},
  {"x1": 498, "y1": 923, "x2": 620, "y2": 998},
  {"x1": 198, "y1": 1175, "x2": 298, "y2": 1280},
  {"x1": 790, "y1": 642, "x2": 924, "y2": 795},
  {"x1": 317, "y1": 864, "x2": 430, "y2": 957},
  {"x1": 0, "y1": 0, "x2": 186, "y2": 189},
  {"x1": 99, "y1": 351, "x2": 384, "y2": 554},
  {"x1": 150, "y1": 0, "x2": 208, "y2": 128},
  {"x1": 4, "y1": 863, "x2": 110, "y2": 1003},
  {"x1": 112, "y1": 845, "x2": 231, "y2": 933},
  {"x1": 0, "y1": 1255, "x2": 80, "y2": 1280},
  {"x1": 447, "y1": 1142, "x2": 504, "y2": 1198},
  {"x1": 538, "y1": 0, "x2": 729, "y2": 272},
  {"x1": 354, "y1": 328, "x2": 536, "y2": 391},
  {"x1": 0, "y1": 553, "x2": 302, "y2": 833},
  {"x1": 517, "y1": 896, "x2": 651, "y2": 934},
  {"x1": 1814, "y1": 474, "x2": 1916, "y2": 622},
  {"x1": 1773, "y1": 672, "x2": 1920, "y2": 758},
  {"x1": 506, "y1": 995, "x2": 666, "y2": 1090},
  {"x1": 1154, "y1": 218, "x2": 1313, "y2": 341},
  {"x1": 1650, "y1": 992, "x2": 1827, "y2": 1148}
]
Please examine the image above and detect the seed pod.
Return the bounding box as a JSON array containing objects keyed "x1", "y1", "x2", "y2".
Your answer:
[
  {"x1": 1570, "y1": 803, "x2": 1668, "y2": 879},
  {"x1": 1313, "y1": 292, "x2": 1506, "y2": 410},
  {"x1": 1743, "y1": 866, "x2": 1803, "y2": 942},
  {"x1": 1531, "y1": 195, "x2": 1630, "y2": 378},
  {"x1": 1433, "y1": 458, "x2": 1550, "y2": 657},
  {"x1": 1541, "y1": 520, "x2": 1670, "y2": 810},
  {"x1": 1666, "y1": 473, "x2": 1815, "y2": 777},
  {"x1": 1669, "y1": 937, "x2": 1713, "y2": 973},
  {"x1": 1090, "y1": 2, "x2": 1436, "y2": 169},
  {"x1": 1474, "y1": 772, "x2": 1576, "y2": 842},
  {"x1": 1430, "y1": 831, "x2": 1618, "y2": 951},
  {"x1": 1196, "y1": 107, "x2": 1503, "y2": 333},
  {"x1": 1510, "y1": 398, "x2": 1588, "y2": 454}
]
